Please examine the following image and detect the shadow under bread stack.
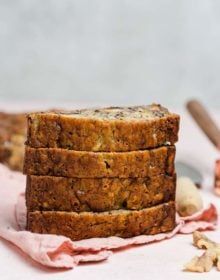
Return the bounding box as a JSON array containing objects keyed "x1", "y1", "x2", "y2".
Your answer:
[{"x1": 24, "y1": 104, "x2": 180, "y2": 241}]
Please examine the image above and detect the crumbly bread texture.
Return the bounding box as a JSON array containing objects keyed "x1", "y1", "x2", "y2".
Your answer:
[
  {"x1": 26, "y1": 174, "x2": 176, "y2": 212},
  {"x1": 26, "y1": 104, "x2": 180, "y2": 152},
  {"x1": 27, "y1": 201, "x2": 175, "y2": 240},
  {"x1": 0, "y1": 112, "x2": 26, "y2": 171},
  {"x1": 24, "y1": 146, "x2": 175, "y2": 178}
]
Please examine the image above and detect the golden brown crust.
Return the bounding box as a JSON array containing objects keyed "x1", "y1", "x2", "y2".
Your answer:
[
  {"x1": 24, "y1": 146, "x2": 175, "y2": 178},
  {"x1": 27, "y1": 201, "x2": 176, "y2": 240},
  {"x1": 26, "y1": 105, "x2": 180, "y2": 152},
  {"x1": 26, "y1": 174, "x2": 176, "y2": 212}
]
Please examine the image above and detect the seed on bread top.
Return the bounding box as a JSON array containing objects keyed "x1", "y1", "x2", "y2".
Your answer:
[{"x1": 36, "y1": 104, "x2": 172, "y2": 121}]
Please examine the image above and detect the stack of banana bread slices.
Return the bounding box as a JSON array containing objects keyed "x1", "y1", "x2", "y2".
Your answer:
[{"x1": 24, "y1": 104, "x2": 180, "y2": 241}]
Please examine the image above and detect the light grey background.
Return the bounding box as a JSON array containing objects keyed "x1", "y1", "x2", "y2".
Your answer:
[{"x1": 0, "y1": 0, "x2": 220, "y2": 108}]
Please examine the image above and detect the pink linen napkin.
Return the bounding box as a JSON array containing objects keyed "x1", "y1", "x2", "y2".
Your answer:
[{"x1": 0, "y1": 164, "x2": 218, "y2": 269}]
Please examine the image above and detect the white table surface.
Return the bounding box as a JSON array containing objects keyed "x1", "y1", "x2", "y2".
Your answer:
[{"x1": 0, "y1": 105, "x2": 220, "y2": 280}]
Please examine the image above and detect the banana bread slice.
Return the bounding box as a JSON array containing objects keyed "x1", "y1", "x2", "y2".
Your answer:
[
  {"x1": 26, "y1": 104, "x2": 180, "y2": 152},
  {"x1": 26, "y1": 174, "x2": 176, "y2": 212},
  {"x1": 27, "y1": 201, "x2": 175, "y2": 240},
  {"x1": 24, "y1": 146, "x2": 175, "y2": 178}
]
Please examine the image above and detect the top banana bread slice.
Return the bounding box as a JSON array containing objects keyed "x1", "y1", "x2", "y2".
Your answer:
[{"x1": 26, "y1": 104, "x2": 180, "y2": 152}]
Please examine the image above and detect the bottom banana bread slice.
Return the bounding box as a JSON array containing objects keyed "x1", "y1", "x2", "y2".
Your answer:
[
  {"x1": 27, "y1": 201, "x2": 175, "y2": 241},
  {"x1": 26, "y1": 174, "x2": 176, "y2": 212}
]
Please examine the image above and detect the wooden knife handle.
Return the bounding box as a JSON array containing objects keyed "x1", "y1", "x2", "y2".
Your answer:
[{"x1": 186, "y1": 100, "x2": 220, "y2": 149}]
